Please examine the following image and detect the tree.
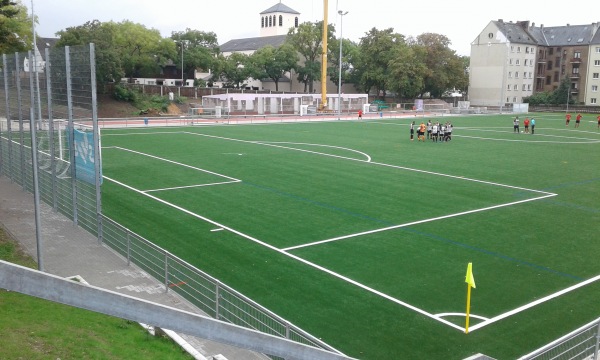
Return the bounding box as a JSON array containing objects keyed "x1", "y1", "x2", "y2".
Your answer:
[
  {"x1": 328, "y1": 38, "x2": 358, "y2": 92},
  {"x1": 217, "y1": 52, "x2": 251, "y2": 88},
  {"x1": 286, "y1": 21, "x2": 334, "y2": 93},
  {"x1": 387, "y1": 43, "x2": 428, "y2": 99},
  {"x1": 0, "y1": 0, "x2": 33, "y2": 54},
  {"x1": 171, "y1": 29, "x2": 220, "y2": 81},
  {"x1": 56, "y1": 20, "x2": 124, "y2": 89},
  {"x1": 353, "y1": 28, "x2": 405, "y2": 97},
  {"x1": 250, "y1": 44, "x2": 298, "y2": 91},
  {"x1": 413, "y1": 33, "x2": 467, "y2": 98}
]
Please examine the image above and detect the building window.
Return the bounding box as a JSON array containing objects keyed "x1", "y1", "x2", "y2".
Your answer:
[
  {"x1": 513, "y1": 84, "x2": 518, "y2": 90},
  {"x1": 516, "y1": 59, "x2": 520, "y2": 65},
  {"x1": 261, "y1": 17, "x2": 264, "y2": 28},
  {"x1": 591, "y1": 98, "x2": 597, "y2": 104},
  {"x1": 554, "y1": 72, "x2": 559, "y2": 82},
  {"x1": 295, "y1": 17, "x2": 298, "y2": 27},
  {"x1": 268, "y1": 16, "x2": 272, "y2": 27},
  {"x1": 525, "y1": 46, "x2": 529, "y2": 53},
  {"x1": 513, "y1": 97, "x2": 517, "y2": 102},
  {"x1": 511, "y1": 45, "x2": 514, "y2": 52},
  {"x1": 507, "y1": 84, "x2": 511, "y2": 91},
  {"x1": 594, "y1": 73, "x2": 600, "y2": 79},
  {"x1": 549, "y1": 48, "x2": 554, "y2": 55},
  {"x1": 592, "y1": 85, "x2": 598, "y2": 92},
  {"x1": 547, "y1": 61, "x2": 552, "y2": 70},
  {"x1": 573, "y1": 66, "x2": 580, "y2": 74},
  {"x1": 509, "y1": 58, "x2": 513, "y2": 65},
  {"x1": 574, "y1": 51, "x2": 581, "y2": 58},
  {"x1": 546, "y1": 76, "x2": 551, "y2": 85},
  {"x1": 522, "y1": 84, "x2": 526, "y2": 91},
  {"x1": 596, "y1": 47, "x2": 600, "y2": 53},
  {"x1": 508, "y1": 71, "x2": 512, "y2": 78},
  {"x1": 528, "y1": 84, "x2": 532, "y2": 91},
  {"x1": 595, "y1": 60, "x2": 600, "y2": 66},
  {"x1": 515, "y1": 72, "x2": 519, "y2": 78},
  {"x1": 517, "y1": 46, "x2": 521, "y2": 53},
  {"x1": 279, "y1": 15, "x2": 283, "y2": 26}
]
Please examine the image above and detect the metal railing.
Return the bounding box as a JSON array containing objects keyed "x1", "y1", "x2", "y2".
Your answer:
[{"x1": 518, "y1": 318, "x2": 600, "y2": 360}]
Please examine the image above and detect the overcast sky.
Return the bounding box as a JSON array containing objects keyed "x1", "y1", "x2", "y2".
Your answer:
[{"x1": 29, "y1": 0, "x2": 599, "y2": 56}]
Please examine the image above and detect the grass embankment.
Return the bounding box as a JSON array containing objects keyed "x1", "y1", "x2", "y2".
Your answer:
[{"x1": 0, "y1": 226, "x2": 193, "y2": 360}]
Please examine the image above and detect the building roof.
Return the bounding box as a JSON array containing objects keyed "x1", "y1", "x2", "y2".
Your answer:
[
  {"x1": 493, "y1": 20, "x2": 600, "y2": 47},
  {"x1": 529, "y1": 23, "x2": 599, "y2": 47},
  {"x1": 260, "y1": 2, "x2": 299, "y2": 15},
  {"x1": 220, "y1": 35, "x2": 287, "y2": 53},
  {"x1": 35, "y1": 37, "x2": 58, "y2": 60},
  {"x1": 493, "y1": 20, "x2": 537, "y2": 46}
]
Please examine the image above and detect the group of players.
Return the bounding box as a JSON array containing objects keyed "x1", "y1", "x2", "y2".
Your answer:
[
  {"x1": 565, "y1": 113, "x2": 600, "y2": 129},
  {"x1": 410, "y1": 120, "x2": 453, "y2": 142}
]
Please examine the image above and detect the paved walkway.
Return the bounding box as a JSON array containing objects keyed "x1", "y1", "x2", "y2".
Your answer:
[{"x1": 0, "y1": 175, "x2": 267, "y2": 360}]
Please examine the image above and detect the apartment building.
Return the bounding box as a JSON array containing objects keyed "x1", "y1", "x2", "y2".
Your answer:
[{"x1": 470, "y1": 20, "x2": 600, "y2": 106}]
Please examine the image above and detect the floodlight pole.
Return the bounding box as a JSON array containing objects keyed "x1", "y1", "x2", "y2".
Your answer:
[{"x1": 337, "y1": 10, "x2": 348, "y2": 120}]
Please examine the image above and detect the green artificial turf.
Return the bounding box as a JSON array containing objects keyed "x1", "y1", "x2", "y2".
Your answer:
[{"x1": 100, "y1": 112, "x2": 600, "y2": 359}]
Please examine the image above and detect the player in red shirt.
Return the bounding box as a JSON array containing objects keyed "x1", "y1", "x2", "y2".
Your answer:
[
  {"x1": 566, "y1": 113, "x2": 571, "y2": 126},
  {"x1": 597, "y1": 115, "x2": 600, "y2": 129},
  {"x1": 523, "y1": 117, "x2": 530, "y2": 133},
  {"x1": 575, "y1": 113, "x2": 582, "y2": 128}
]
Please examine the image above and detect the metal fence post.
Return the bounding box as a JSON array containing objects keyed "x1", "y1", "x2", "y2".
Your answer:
[
  {"x1": 89, "y1": 43, "x2": 103, "y2": 245},
  {"x1": 215, "y1": 281, "x2": 220, "y2": 319},
  {"x1": 594, "y1": 319, "x2": 600, "y2": 360},
  {"x1": 64, "y1": 46, "x2": 78, "y2": 225},
  {"x1": 164, "y1": 251, "x2": 169, "y2": 293},
  {"x1": 126, "y1": 230, "x2": 131, "y2": 266},
  {"x1": 15, "y1": 52, "x2": 26, "y2": 188},
  {"x1": 1, "y1": 54, "x2": 9, "y2": 176},
  {"x1": 44, "y1": 48, "x2": 57, "y2": 210}
]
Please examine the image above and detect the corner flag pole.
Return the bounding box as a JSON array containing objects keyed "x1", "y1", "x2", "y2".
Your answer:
[{"x1": 465, "y1": 262, "x2": 476, "y2": 334}]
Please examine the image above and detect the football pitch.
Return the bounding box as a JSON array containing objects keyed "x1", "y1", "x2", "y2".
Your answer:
[{"x1": 100, "y1": 112, "x2": 600, "y2": 359}]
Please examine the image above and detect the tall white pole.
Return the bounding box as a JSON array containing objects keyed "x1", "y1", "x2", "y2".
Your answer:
[{"x1": 337, "y1": 10, "x2": 347, "y2": 119}]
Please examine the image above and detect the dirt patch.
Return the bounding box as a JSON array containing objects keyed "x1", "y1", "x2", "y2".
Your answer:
[{"x1": 96, "y1": 94, "x2": 192, "y2": 119}]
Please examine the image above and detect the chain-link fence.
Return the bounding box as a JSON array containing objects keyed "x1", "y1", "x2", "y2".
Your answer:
[{"x1": 0, "y1": 43, "x2": 344, "y2": 359}]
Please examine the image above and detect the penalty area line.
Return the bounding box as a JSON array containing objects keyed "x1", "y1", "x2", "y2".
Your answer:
[
  {"x1": 103, "y1": 174, "x2": 465, "y2": 332},
  {"x1": 282, "y1": 192, "x2": 557, "y2": 251}
]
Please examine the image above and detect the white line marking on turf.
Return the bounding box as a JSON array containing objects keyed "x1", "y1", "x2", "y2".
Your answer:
[
  {"x1": 144, "y1": 181, "x2": 240, "y2": 193},
  {"x1": 183, "y1": 132, "x2": 373, "y2": 162},
  {"x1": 282, "y1": 193, "x2": 557, "y2": 251},
  {"x1": 469, "y1": 273, "x2": 600, "y2": 332},
  {"x1": 108, "y1": 146, "x2": 241, "y2": 182},
  {"x1": 261, "y1": 141, "x2": 372, "y2": 162},
  {"x1": 103, "y1": 175, "x2": 466, "y2": 332},
  {"x1": 434, "y1": 313, "x2": 490, "y2": 321},
  {"x1": 211, "y1": 228, "x2": 224, "y2": 232}
]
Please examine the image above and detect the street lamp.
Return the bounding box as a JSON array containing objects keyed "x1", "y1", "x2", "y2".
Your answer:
[{"x1": 337, "y1": 10, "x2": 348, "y2": 118}]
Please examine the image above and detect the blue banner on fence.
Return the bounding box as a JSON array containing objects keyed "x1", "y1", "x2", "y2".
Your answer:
[{"x1": 73, "y1": 129, "x2": 102, "y2": 185}]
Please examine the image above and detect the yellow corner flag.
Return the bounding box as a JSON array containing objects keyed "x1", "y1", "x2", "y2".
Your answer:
[
  {"x1": 465, "y1": 262, "x2": 476, "y2": 289},
  {"x1": 465, "y1": 262, "x2": 475, "y2": 334}
]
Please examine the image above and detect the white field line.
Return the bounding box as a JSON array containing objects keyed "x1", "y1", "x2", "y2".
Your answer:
[
  {"x1": 102, "y1": 175, "x2": 466, "y2": 332},
  {"x1": 454, "y1": 135, "x2": 600, "y2": 144},
  {"x1": 105, "y1": 146, "x2": 241, "y2": 189},
  {"x1": 434, "y1": 313, "x2": 490, "y2": 321},
  {"x1": 183, "y1": 132, "x2": 372, "y2": 162},
  {"x1": 282, "y1": 193, "x2": 556, "y2": 251},
  {"x1": 469, "y1": 273, "x2": 600, "y2": 332},
  {"x1": 102, "y1": 131, "x2": 187, "y2": 136},
  {"x1": 144, "y1": 181, "x2": 240, "y2": 193}
]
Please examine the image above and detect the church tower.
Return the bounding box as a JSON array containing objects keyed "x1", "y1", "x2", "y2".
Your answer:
[{"x1": 259, "y1": 2, "x2": 300, "y2": 37}]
